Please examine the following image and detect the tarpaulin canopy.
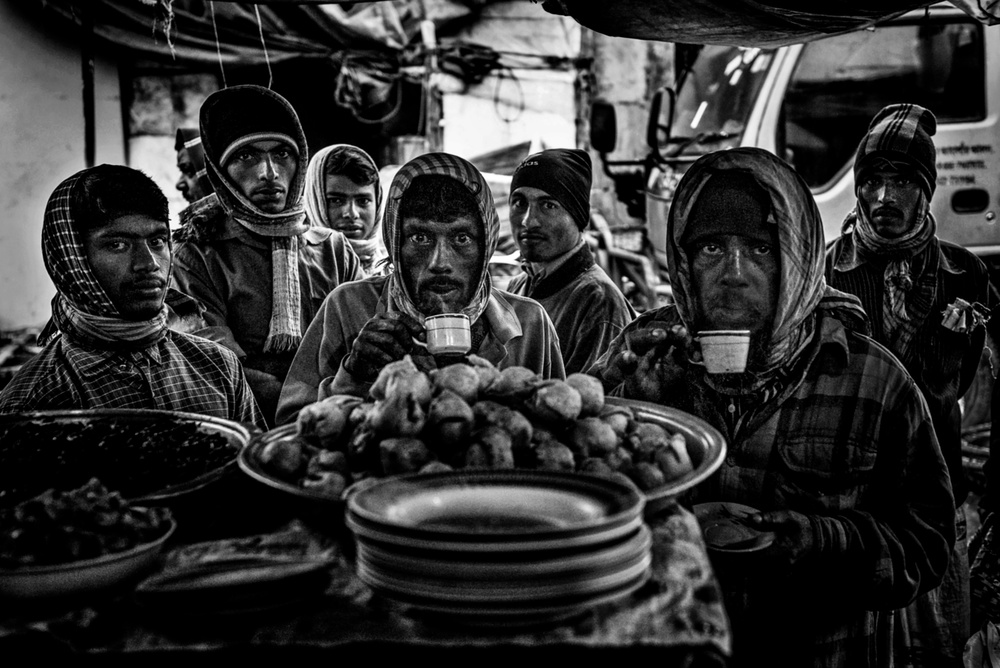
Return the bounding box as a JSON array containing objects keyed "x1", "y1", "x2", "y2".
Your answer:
[{"x1": 538, "y1": 0, "x2": 998, "y2": 47}]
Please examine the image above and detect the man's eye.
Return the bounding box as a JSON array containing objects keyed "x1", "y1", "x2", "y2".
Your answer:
[
  {"x1": 543, "y1": 200, "x2": 559, "y2": 210},
  {"x1": 454, "y1": 233, "x2": 473, "y2": 245},
  {"x1": 275, "y1": 149, "x2": 293, "y2": 160},
  {"x1": 150, "y1": 237, "x2": 169, "y2": 250},
  {"x1": 753, "y1": 244, "x2": 773, "y2": 255},
  {"x1": 327, "y1": 197, "x2": 345, "y2": 206},
  {"x1": 408, "y1": 233, "x2": 430, "y2": 245},
  {"x1": 358, "y1": 198, "x2": 373, "y2": 207},
  {"x1": 895, "y1": 176, "x2": 913, "y2": 188},
  {"x1": 700, "y1": 243, "x2": 722, "y2": 255}
]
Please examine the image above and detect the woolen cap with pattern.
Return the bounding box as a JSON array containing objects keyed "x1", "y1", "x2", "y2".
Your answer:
[
  {"x1": 680, "y1": 172, "x2": 772, "y2": 248},
  {"x1": 511, "y1": 148, "x2": 592, "y2": 229},
  {"x1": 854, "y1": 103, "x2": 937, "y2": 197}
]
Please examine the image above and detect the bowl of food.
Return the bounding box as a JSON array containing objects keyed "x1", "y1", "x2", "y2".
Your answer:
[
  {"x1": 0, "y1": 478, "x2": 176, "y2": 599},
  {"x1": 0, "y1": 409, "x2": 262, "y2": 540},
  {"x1": 239, "y1": 356, "x2": 727, "y2": 525}
]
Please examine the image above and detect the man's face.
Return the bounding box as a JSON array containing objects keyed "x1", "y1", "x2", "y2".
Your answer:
[
  {"x1": 84, "y1": 214, "x2": 171, "y2": 320},
  {"x1": 687, "y1": 230, "x2": 779, "y2": 342},
  {"x1": 858, "y1": 167, "x2": 923, "y2": 238},
  {"x1": 509, "y1": 186, "x2": 581, "y2": 262},
  {"x1": 324, "y1": 174, "x2": 377, "y2": 239},
  {"x1": 401, "y1": 214, "x2": 483, "y2": 315},
  {"x1": 224, "y1": 139, "x2": 298, "y2": 213},
  {"x1": 175, "y1": 147, "x2": 208, "y2": 203}
]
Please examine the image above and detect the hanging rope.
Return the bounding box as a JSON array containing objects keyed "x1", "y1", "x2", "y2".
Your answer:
[
  {"x1": 209, "y1": 1, "x2": 226, "y2": 87},
  {"x1": 254, "y1": 5, "x2": 273, "y2": 89}
]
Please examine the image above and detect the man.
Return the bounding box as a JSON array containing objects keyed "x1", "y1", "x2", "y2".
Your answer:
[
  {"x1": 303, "y1": 143, "x2": 387, "y2": 276},
  {"x1": 826, "y1": 103, "x2": 993, "y2": 666},
  {"x1": 171, "y1": 85, "x2": 363, "y2": 427},
  {"x1": 505, "y1": 148, "x2": 635, "y2": 374},
  {"x1": 590, "y1": 147, "x2": 955, "y2": 667},
  {"x1": 174, "y1": 128, "x2": 213, "y2": 205},
  {"x1": 0, "y1": 164, "x2": 263, "y2": 429},
  {"x1": 276, "y1": 152, "x2": 564, "y2": 424}
]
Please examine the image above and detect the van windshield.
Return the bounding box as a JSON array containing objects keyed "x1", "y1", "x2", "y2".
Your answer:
[
  {"x1": 666, "y1": 46, "x2": 776, "y2": 157},
  {"x1": 782, "y1": 18, "x2": 985, "y2": 188}
]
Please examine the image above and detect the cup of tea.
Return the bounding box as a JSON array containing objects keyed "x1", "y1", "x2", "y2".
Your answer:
[
  {"x1": 424, "y1": 313, "x2": 472, "y2": 356},
  {"x1": 696, "y1": 330, "x2": 751, "y2": 374}
]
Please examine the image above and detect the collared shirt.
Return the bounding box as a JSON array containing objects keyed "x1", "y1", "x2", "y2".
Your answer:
[
  {"x1": 507, "y1": 242, "x2": 635, "y2": 374},
  {"x1": 171, "y1": 216, "x2": 362, "y2": 377},
  {"x1": 522, "y1": 238, "x2": 586, "y2": 285},
  {"x1": 0, "y1": 331, "x2": 265, "y2": 428},
  {"x1": 274, "y1": 275, "x2": 565, "y2": 425},
  {"x1": 590, "y1": 305, "x2": 954, "y2": 668}
]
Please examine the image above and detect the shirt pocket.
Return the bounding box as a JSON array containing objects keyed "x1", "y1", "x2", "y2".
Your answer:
[{"x1": 776, "y1": 435, "x2": 877, "y2": 511}]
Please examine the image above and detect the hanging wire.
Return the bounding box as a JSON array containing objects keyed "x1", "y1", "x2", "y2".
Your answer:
[
  {"x1": 254, "y1": 5, "x2": 273, "y2": 89},
  {"x1": 209, "y1": 1, "x2": 226, "y2": 87},
  {"x1": 492, "y1": 66, "x2": 525, "y2": 124}
]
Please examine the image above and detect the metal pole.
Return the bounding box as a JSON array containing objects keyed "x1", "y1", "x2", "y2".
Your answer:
[{"x1": 81, "y1": 3, "x2": 96, "y2": 168}]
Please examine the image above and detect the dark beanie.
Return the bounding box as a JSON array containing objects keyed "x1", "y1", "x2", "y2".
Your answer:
[
  {"x1": 199, "y1": 85, "x2": 303, "y2": 167},
  {"x1": 511, "y1": 148, "x2": 592, "y2": 229},
  {"x1": 175, "y1": 128, "x2": 200, "y2": 152},
  {"x1": 854, "y1": 103, "x2": 937, "y2": 197},
  {"x1": 681, "y1": 172, "x2": 771, "y2": 247}
]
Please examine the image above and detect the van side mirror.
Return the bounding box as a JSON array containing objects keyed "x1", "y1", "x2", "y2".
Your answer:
[
  {"x1": 590, "y1": 99, "x2": 618, "y2": 154},
  {"x1": 646, "y1": 87, "x2": 675, "y2": 157}
]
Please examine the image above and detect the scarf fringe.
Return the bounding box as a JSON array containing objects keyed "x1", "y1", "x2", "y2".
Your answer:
[{"x1": 263, "y1": 332, "x2": 302, "y2": 354}]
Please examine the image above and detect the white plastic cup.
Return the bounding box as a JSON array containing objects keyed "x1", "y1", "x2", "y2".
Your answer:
[
  {"x1": 424, "y1": 313, "x2": 472, "y2": 356},
  {"x1": 696, "y1": 330, "x2": 751, "y2": 374}
]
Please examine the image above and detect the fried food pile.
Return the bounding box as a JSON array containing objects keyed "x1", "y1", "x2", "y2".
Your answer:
[
  {"x1": 0, "y1": 478, "x2": 172, "y2": 567},
  {"x1": 259, "y1": 356, "x2": 694, "y2": 498}
]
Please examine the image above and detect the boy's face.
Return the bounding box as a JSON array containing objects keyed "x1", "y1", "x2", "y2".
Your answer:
[{"x1": 84, "y1": 214, "x2": 171, "y2": 320}]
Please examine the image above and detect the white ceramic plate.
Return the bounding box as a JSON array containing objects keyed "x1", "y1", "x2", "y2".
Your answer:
[{"x1": 0, "y1": 519, "x2": 176, "y2": 599}]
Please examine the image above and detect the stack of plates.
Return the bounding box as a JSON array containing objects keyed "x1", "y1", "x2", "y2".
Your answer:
[{"x1": 346, "y1": 469, "x2": 652, "y2": 626}]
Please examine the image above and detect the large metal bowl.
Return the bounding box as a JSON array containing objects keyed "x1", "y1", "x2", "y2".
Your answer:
[
  {"x1": 239, "y1": 398, "x2": 726, "y2": 526},
  {"x1": 0, "y1": 409, "x2": 259, "y2": 505}
]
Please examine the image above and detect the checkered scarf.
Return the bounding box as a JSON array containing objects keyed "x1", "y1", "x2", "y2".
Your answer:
[
  {"x1": 667, "y1": 148, "x2": 866, "y2": 391},
  {"x1": 844, "y1": 193, "x2": 937, "y2": 357},
  {"x1": 304, "y1": 144, "x2": 384, "y2": 271},
  {"x1": 201, "y1": 85, "x2": 310, "y2": 354},
  {"x1": 381, "y1": 152, "x2": 499, "y2": 323},
  {"x1": 41, "y1": 170, "x2": 168, "y2": 349}
]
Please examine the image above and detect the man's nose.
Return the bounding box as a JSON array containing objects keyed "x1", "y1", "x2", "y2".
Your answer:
[
  {"x1": 133, "y1": 243, "x2": 161, "y2": 272},
  {"x1": 521, "y1": 204, "x2": 541, "y2": 229},
  {"x1": 721, "y1": 248, "x2": 747, "y2": 282},
  {"x1": 259, "y1": 155, "x2": 277, "y2": 180},
  {"x1": 347, "y1": 200, "x2": 360, "y2": 219},
  {"x1": 428, "y1": 239, "x2": 454, "y2": 271},
  {"x1": 175, "y1": 175, "x2": 186, "y2": 192}
]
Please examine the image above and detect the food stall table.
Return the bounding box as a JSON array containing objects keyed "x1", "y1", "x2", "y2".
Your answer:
[{"x1": 0, "y1": 500, "x2": 730, "y2": 666}]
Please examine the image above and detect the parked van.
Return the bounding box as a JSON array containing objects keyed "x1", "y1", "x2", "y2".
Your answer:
[{"x1": 594, "y1": 2, "x2": 1000, "y2": 278}]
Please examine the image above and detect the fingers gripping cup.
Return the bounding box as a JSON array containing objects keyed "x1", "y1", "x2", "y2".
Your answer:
[
  {"x1": 696, "y1": 330, "x2": 751, "y2": 374},
  {"x1": 424, "y1": 314, "x2": 472, "y2": 356}
]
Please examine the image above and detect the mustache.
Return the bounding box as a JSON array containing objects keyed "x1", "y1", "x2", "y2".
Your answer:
[
  {"x1": 419, "y1": 277, "x2": 463, "y2": 291},
  {"x1": 872, "y1": 206, "x2": 902, "y2": 218}
]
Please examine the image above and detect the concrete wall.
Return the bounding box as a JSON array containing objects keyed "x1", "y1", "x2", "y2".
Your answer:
[{"x1": 0, "y1": 1, "x2": 125, "y2": 331}]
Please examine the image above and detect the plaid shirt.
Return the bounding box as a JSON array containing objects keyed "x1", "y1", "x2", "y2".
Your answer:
[
  {"x1": 592, "y1": 306, "x2": 955, "y2": 667},
  {"x1": 0, "y1": 330, "x2": 265, "y2": 428}
]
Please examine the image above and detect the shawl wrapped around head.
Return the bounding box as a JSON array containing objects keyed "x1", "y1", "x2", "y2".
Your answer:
[
  {"x1": 199, "y1": 84, "x2": 310, "y2": 354},
  {"x1": 41, "y1": 168, "x2": 169, "y2": 349},
  {"x1": 381, "y1": 152, "x2": 499, "y2": 323},
  {"x1": 666, "y1": 147, "x2": 867, "y2": 391},
  {"x1": 303, "y1": 143, "x2": 386, "y2": 274}
]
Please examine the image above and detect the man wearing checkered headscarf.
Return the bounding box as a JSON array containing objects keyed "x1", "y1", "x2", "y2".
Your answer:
[
  {"x1": 275, "y1": 152, "x2": 565, "y2": 424},
  {"x1": 827, "y1": 103, "x2": 994, "y2": 666},
  {"x1": 591, "y1": 147, "x2": 954, "y2": 667},
  {"x1": 171, "y1": 85, "x2": 364, "y2": 427},
  {"x1": 0, "y1": 164, "x2": 263, "y2": 428}
]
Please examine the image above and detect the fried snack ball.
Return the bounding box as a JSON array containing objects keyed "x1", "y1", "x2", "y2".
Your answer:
[
  {"x1": 306, "y1": 449, "x2": 348, "y2": 477},
  {"x1": 529, "y1": 380, "x2": 583, "y2": 424},
  {"x1": 570, "y1": 417, "x2": 619, "y2": 458},
  {"x1": 472, "y1": 400, "x2": 533, "y2": 453},
  {"x1": 425, "y1": 389, "x2": 475, "y2": 452},
  {"x1": 466, "y1": 354, "x2": 502, "y2": 394},
  {"x1": 432, "y1": 363, "x2": 480, "y2": 405},
  {"x1": 301, "y1": 470, "x2": 348, "y2": 499},
  {"x1": 370, "y1": 377, "x2": 430, "y2": 437},
  {"x1": 259, "y1": 436, "x2": 308, "y2": 480},
  {"x1": 579, "y1": 457, "x2": 615, "y2": 477},
  {"x1": 380, "y1": 437, "x2": 433, "y2": 475},
  {"x1": 419, "y1": 461, "x2": 454, "y2": 474},
  {"x1": 605, "y1": 446, "x2": 634, "y2": 473},
  {"x1": 627, "y1": 422, "x2": 673, "y2": 462},
  {"x1": 346, "y1": 424, "x2": 381, "y2": 475},
  {"x1": 535, "y1": 441, "x2": 576, "y2": 472},
  {"x1": 565, "y1": 373, "x2": 605, "y2": 417},
  {"x1": 296, "y1": 394, "x2": 364, "y2": 450},
  {"x1": 464, "y1": 425, "x2": 515, "y2": 469},
  {"x1": 654, "y1": 433, "x2": 694, "y2": 482},
  {"x1": 369, "y1": 355, "x2": 431, "y2": 403},
  {"x1": 629, "y1": 461, "x2": 666, "y2": 491},
  {"x1": 487, "y1": 365, "x2": 540, "y2": 399},
  {"x1": 598, "y1": 403, "x2": 635, "y2": 439}
]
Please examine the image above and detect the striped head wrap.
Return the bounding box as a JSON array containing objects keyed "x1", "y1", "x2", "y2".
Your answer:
[
  {"x1": 174, "y1": 128, "x2": 213, "y2": 199},
  {"x1": 854, "y1": 103, "x2": 937, "y2": 199},
  {"x1": 42, "y1": 167, "x2": 169, "y2": 349},
  {"x1": 667, "y1": 147, "x2": 865, "y2": 389},
  {"x1": 381, "y1": 152, "x2": 499, "y2": 323},
  {"x1": 200, "y1": 85, "x2": 309, "y2": 354},
  {"x1": 304, "y1": 144, "x2": 384, "y2": 273}
]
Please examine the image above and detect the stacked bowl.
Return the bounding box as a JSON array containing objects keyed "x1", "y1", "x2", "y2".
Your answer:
[{"x1": 346, "y1": 468, "x2": 651, "y2": 627}]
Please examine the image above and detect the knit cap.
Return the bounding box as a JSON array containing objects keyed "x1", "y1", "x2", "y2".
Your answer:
[
  {"x1": 680, "y1": 172, "x2": 772, "y2": 247},
  {"x1": 854, "y1": 103, "x2": 937, "y2": 197},
  {"x1": 511, "y1": 148, "x2": 592, "y2": 229}
]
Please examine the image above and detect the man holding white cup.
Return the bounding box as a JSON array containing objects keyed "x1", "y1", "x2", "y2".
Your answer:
[
  {"x1": 589, "y1": 147, "x2": 955, "y2": 667},
  {"x1": 275, "y1": 152, "x2": 565, "y2": 423}
]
